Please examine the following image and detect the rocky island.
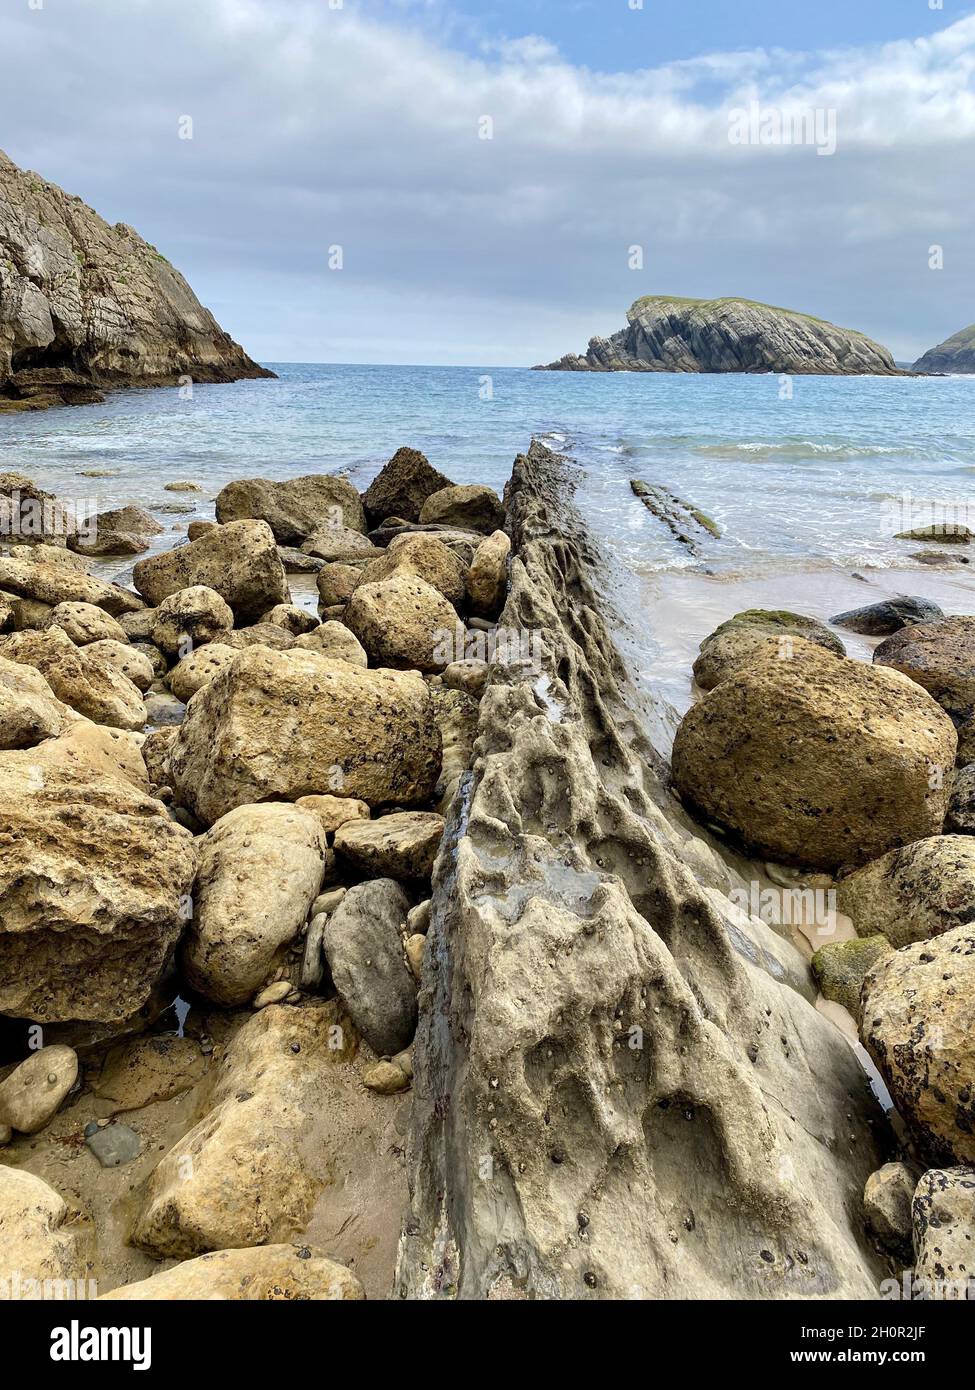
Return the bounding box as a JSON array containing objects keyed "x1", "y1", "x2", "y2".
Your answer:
[
  {"x1": 536, "y1": 294, "x2": 906, "y2": 375},
  {"x1": 913, "y1": 322, "x2": 975, "y2": 374},
  {"x1": 0, "y1": 150, "x2": 271, "y2": 412}
]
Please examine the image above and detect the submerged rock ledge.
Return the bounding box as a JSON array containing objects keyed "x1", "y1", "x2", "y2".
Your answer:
[{"x1": 397, "y1": 441, "x2": 887, "y2": 1300}]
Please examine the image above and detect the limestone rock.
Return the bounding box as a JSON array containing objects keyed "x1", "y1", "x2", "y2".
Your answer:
[
  {"x1": 861, "y1": 926, "x2": 975, "y2": 1164},
  {"x1": 167, "y1": 643, "x2": 237, "y2": 703},
  {"x1": 467, "y1": 529, "x2": 510, "y2": 617},
  {"x1": 46, "y1": 601, "x2": 127, "y2": 646},
  {"x1": 215, "y1": 475, "x2": 366, "y2": 543},
  {"x1": 183, "y1": 803, "x2": 328, "y2": 1005},
  {"x1": 170, "y1": 647, "x2": 441, "y2": 824},
  {"x1": 0, "y1": 626, "x2": 145, "y2": 730},
  {"x1": 292, "y1": 621, "x2": 367, "y2": 666},
  {"x1": 0, "y1": 653, "x2": 66, "y2": 748},
  {"x1": 863, "y1": 1163, "x2": 917, "y2": 1259},
  {"x1": 150, "y1": 584, "x2": 234, "y2": 658},
  {"x1": 363, "y1": 1060, "x2": 411, "y2": 1095},
  {"x1": 0, "y1": 553, "x2": 142, "y2": 615},
  {"x1": 442, "y1": 659, "x2": 488, "y2": 697},
  {"x1": 357, "y1": 533, "x2": 468, "y2": 609},
  {"x1": 219, "y1": 622, "x2": 295, "y2": 652},
  {"x1": 362, "y1": 447, "x2": 453, "y2": 525},
  {"x1": 0, "y1": 734, "x2": 197, "y2": 1023},
  {"x1": 837, "y1": 837, "x2": 975, "y2": 948},
  {"x1": 912, "y1": 1167, "x2": 975, "y2": 1298},
  {"x1": 947, "y1": 763, "x2": 975, "y2": 831},
  {"x1": 874, "y1": 616, "x2": 975, "y2": 722},
  {"x1": 0, "y1": 1045, "x2": 78, "y2": 1133},
  {"x1": 132, "y1": 520, "x2": 288, "y2": 624},
  {"x1": 92, "y1": 1035, "x2": 205, "y2": 1111},
  {"x1": 301, "y1": 527, "x2": 380, "y2": 564},
  {"x1": 69, "y1": 506, "x2": 164, "y2": 557},
  {"x1": 102, "y1": 1244, "x2": 364, "y2": 1301},
  {"x1": 334, "y1": 811, "x2": 445, "y2": 881},
  {"x1": 295, "y1": 793, "x2": 370, "y2": 836},
  {"x1": 82, "y1": 639, "x2": 154, "y2": 694},
  {"x1": 692, "y1": 611, "x2": 844, "y2": 691},
  {"x1": 672, "y1": 646, "x2": 956, "y2": 870},
  {"x1": 323, "y1": 880, "x2": 417, "y2": 1056},
  {"x1": 404, "y1": 933, "x2": 426, "y2": 980},
  {"x1": 811, "y1": 936, "x2": 891, "y2": 1022},
  {"x1": 316, "y1": 562, "x2": 364, "y2": 608},
  {"x1": 419, "y1": 484, "x2": 505, "y2": 534},
  {"x1": 831, "y1": 596, "x2": 944, "y2": 636},
  {"x1": 260, "y1": 603, "x2": 318, "y2": 636},
  {"x1": 344, "y1": 575, "x2": 458, "y2": 672},
  {"x1": 895, "y1": 524, "x2": 972, "y2": 543},
  {"x1": 0, "y1": 1169, "x2": 88, "y2": 1291}
]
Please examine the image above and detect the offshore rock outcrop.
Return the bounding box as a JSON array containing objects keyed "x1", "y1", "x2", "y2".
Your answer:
[
  {"x1": 397, "y1": 441, "x2": 888, "y2": 1300},
  {"x1": 912, "y1": 323, "x2": 975, "y2": 374},
  {"x1": 536, "y1": 295, "x2": 905, "y2": 375},
  {"x1": 0, "y1": 150, "x2": 272, "y2": 411}
]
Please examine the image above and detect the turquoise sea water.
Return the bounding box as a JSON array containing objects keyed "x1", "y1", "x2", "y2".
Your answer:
[{"x1": 3, "y1": 363, "x2": 975, "y2": 581}]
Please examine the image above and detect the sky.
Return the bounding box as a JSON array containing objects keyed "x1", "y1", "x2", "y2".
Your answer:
[{"x1": 1, "y1": 0, "x2": 974, "y2": 366}]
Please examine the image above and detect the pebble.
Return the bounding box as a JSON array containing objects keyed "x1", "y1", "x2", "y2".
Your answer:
[
  {"x1": 405, "y1": 933, "x2": 426, "y2": 980},
  {"x1": 312, "y1": 887, "x2": 347, "y2": 918},
  {"x1": 363, "y1": 1060, "x2": 411, "y2": 1095},
  {"x1": 253, "y1": 981, "x2": 294, "y2": 1009},
  {"x1": 86, "y1": 1122, "x2": 142, "y2": 1168}
]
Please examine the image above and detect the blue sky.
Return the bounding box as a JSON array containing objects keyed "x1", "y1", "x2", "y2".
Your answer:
[{"x1": 2, "y1": 0, "x2": 974, "y2": 365}]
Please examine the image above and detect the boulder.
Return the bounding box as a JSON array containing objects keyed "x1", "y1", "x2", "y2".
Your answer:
[
  {"x1": 874, "y1": 616, "x2": 975, "y2": 721},
  {"x1": 0, "y1": 734, "x2": 197, "y2": 1023},
  {"x1": 151, "y1": 584, "x2": 234, "y2": 657},
  {"x1": 182, "y1": 803, "x2": 328, "y2": 1005},
  {"x1": 344, "y1": 575, "x2": 459, "y2": 672},
  {"x1": 169, "y1": 646, "x2": 441, "y2": 825},
  {"x1": 334, "y1": 811, "x2": 445, "y2": 881},
  {"x1": 118, "y1": 609, "x2": 158, "y2": 642},
  {"x1": 0, "y1": 653, "x2": 66, "y2": 748},
  {"x1": 188, "y1": 520, "x2": 218, "y2": 542},
  {"x1": 895, "y1": 524, "x2": 973, "y2": 543},
  {"x1": 295, "y1": 793, "x2": 370, "y2": 836},
  {"x1": 0, "y1": 1168, "x2": 88, "y2": 1292},
  {"x1": 0, "y1": 472, "x2": 73, "y2": 547},
  {"x1": 142, "y1": 727, "x2": 177, "y2": 790},
  {"x1": 419, "y1": 483, "x2": 504, "y2": 534},
  {"x1": 362, "y1": 447, "x2": 453, "y2": 524},
  {"x1": 693, "y1": 611, "x2": 845, "y2": 691},
  {"x1": 947, "y1": 763, "x2": 975, "y2": 832},
  {"x1": 259, "y1": 603, "x2": 318, "y2": 636},
  {"x1": 167, "y1": 643, "x2": 238, "y2": 704},
  {"x1": 0, "y1": 626, "x2": 145, "y2": 730},
  {"x1": 214, "y1": 474, "x2": 366, "y2": 542},
  {"x1": 69, "y1": 505, "x2": 164, "y2": 557},
  {"x1": 0, "y1": 554, "x2": 142, "y2": 616},
  {"x1": 46, "y1": 601, "x2": 127, "y2": 646},
  {"x1": 292, "y1": 621, "x2": 367, "y2": 666},
  {"x1": 811, "y1": 936, "x2": 892, "y2": 1022},
  {"x1": 3, "y1": 594, "x2": 53, "y2": 631},
  {"x1": 316, "y1": 562, "x2": 364, "y2": 608},
  {"x1": 0, "y1": 1045, "x2": 78, "y2": 1134},
  {"x1": 131, "y1": 640, "x2": 168, "y2": 682},
  {"x1": 357, "y1": 533, "x2": 468, "y2": 610},
  {"x1": 220, "y1": 623, "x2": 295, "y2": 652},
  {"x1": 323, "y1": 880, "x2": 417, "y2": 1055},
  {"x1": 861, "y1": 926, "x2": 975, "y2": 1164},
  {"x1": 301, "y1": 527, "x2": 380, "y2": 564},
  {"x1": 671, "y1": 647, "x2": 956, "y2": 870},
  {"x1": 831, "y1": 596, "x2": 944, "y2": 637},
  {"x1": 467, "y1": 529, "x2": 510, "y2": 617},
  {"x1": 863, "y1": 1163, "x2": 917, "y2": 1259},
  {"x1": 837, "y1": 837, "x2": 975, "y2": 949},
  {"x1": 912, "y1": 1167, "x2": 975, "y2": 1298},
  {"x1": 442, "y1": 658, "x2": 489, "y2": 697},
  {"x1": 102, "y1": 1245, "x2": 364, "y2": 1301},
  {"x1": 132, "y1": 520, "x2": 288, "y2": 624},
  {"x1": 84, "y1": 639, "x2": 155, "y2": 693},
  {"x1": 132, "y1": 1003, "x2": 357, "y2": 1258}
]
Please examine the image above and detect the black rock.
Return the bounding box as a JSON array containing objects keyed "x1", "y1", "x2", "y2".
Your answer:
[{"x1": 830, "y1": 596, "x2": 944, "y2": 636}]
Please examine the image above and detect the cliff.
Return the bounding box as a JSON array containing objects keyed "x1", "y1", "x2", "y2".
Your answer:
[
  {"x1": 0, "y1": 150, "x2": 273, "y2": 411},
  {"x1": 536, "y1": 294, "x2": 905, "y2": 376},
  {"x1": 912, "y1": 324, "x2": 975, "y2": 374}
]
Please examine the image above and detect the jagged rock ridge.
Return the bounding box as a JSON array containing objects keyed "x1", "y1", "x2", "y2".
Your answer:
[
  {"x1": 912, "y1": 323, "x2": 975, "y2": 374},
  {"x1": 397, "y1": 440, "x2": 888, "y2": 1301},
  {"x1": 536, "y1": 295, "x2": 905, "y2": 376},
  {"x1": 0, "y1": 149, "x2": 272, "y2": 411}
]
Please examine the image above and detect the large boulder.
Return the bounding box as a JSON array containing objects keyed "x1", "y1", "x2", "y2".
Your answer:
[
  {"x1": 0, "y1": 653, "x2": 67, "y2": 749},
  {"x1": 467, "y1": 530, "x2": 510, "y2": 618},
  {"x1": 316, "y1": 562, "x2": 364, "y2": 608},
  {"x1": 68, "y1": 505, "x2": 164, "y2": 557},
  {"x1": 0, "y1": 1169, "x2": 89, "y2": 1292},
  {"x1": 693, "y1": 611, "x2": 845, "y2": 691},
  {"x1": 344, "y1": 574, "x2": 458, "y2": 673},
  {"x1": 169, "y1": 646, "x2": 441, "y2": 825},
  {"x1": 0, "y1": 472, "x2": 73, "y2": 547},
  {"x1": 46, "y1": 601, "x2": 127, "y2": 647},
  {"x1": 0, "y1": 735, "x2": 196, "y2": 1022},
  {"x1": 293, "y1": 621, "x2": 367, "y2": 666},
  {"x1": 334, "y1": 811, "x2": 445, "y2": 881},
  {"x1": 0, "y1": 553, "x2": 142, "y2": 616},
  {"x1": 167, "y1": 643, "x2": 238, "y2": 703},
  {"x1": 912, "y1": 1168, "x2": 975, "y2": 1299},
  {"x1": 418, "y1": 483, "x2": 504, "y2": 534},
  {"x1": 102, "y1": 1245, "x2": 364, "y2": 1301},
  {"x1": 357, "y1": 533, "x2": 468, "y2": 610},
  {"x1": 831, "y1": 596, "x2": 944, "y2": 637},
  {"x1": 0, "y1": 626, "x2": 145, "y2": 730},
  {"x1": 300, "y1": 527, "x2": 380, "y2": 564},
  {"x1": 84, "y1": 639, "x2": 155, "y2": 694},
  {"x1": 132, "y1": 520, "x2": 288, "y2": 624},
  {"x1": 214, "y1": 474, "x2": 366, "y2": 543},
  {"x1": 863, "y1": 1163, "x2": 917, "y2": 1259},
  {"x1": 183, "y1": 803, "x2": 328, "y2": 1005},
  {"x1": 874, "y1": 616, "x2": 975, "y2": 722},
  {"x1": 0, "y1": 1045, "x2": 78, "y2": 1134},
  {"x1": 322, "y1": 880, "x2": 417, "y2": 1055},
  {"x1": 151, "y1": 585, "x2": 234, "y2": 658},
  {"x1": 672, "y1": 648, "x2": 956, "y2": 870},
  {"x1": 837, "y1": 836, "x2": 975, "y2": 948},
  {"x1": 811, "y1": 936, "x2": 892, "y2": 1022},
  {"x1": 362, "y1": 447, "x2": 453, "y2": 525},
  {"x1": 947, "y1": 762, "x2": 975, "y2": 831},
  {"x1": 861, "y1": 926, "x2": 975, "y2": 1165}
]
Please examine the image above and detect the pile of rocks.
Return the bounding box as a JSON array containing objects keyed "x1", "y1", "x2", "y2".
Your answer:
[
  {"x1": 671, "y1": 598, "x2": 975, "y2": 1297},
  {"x1": 0, "y1": 446, "x2": 510, "y2": 1299}
]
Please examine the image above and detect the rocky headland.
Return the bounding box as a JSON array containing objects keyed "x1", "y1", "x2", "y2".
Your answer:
[
  {"x1": 0, "y1": 442, "x2": 972, "y2": 1302},
  {"x1": 536, "y1": 295, "x2": 906, "y2": 375},
  {"x1": 913, "y1": 322, "x2": 975, "y2": 374},
  {"x1": 0, "y1": 151, "x2": 271, "y2": 412}
]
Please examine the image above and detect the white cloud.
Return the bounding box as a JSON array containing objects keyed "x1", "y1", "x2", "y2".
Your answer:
[{"x1": 1, "y1": 0, "x2": 972, "y2": 363}]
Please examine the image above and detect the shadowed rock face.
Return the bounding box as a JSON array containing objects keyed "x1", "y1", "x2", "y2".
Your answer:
[
  {"x1": 0, "y1": 150, "x2": 272, "y2": 411},
  {"x1": 397, "y1": 440, "x2": 888, "y2": 1301},
  {"x1": 536, "y1": 295, "x2": 905, "y2": 375},
  {"x1": 913, "y1": 324, "x2": 975, "y2": 374}
]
